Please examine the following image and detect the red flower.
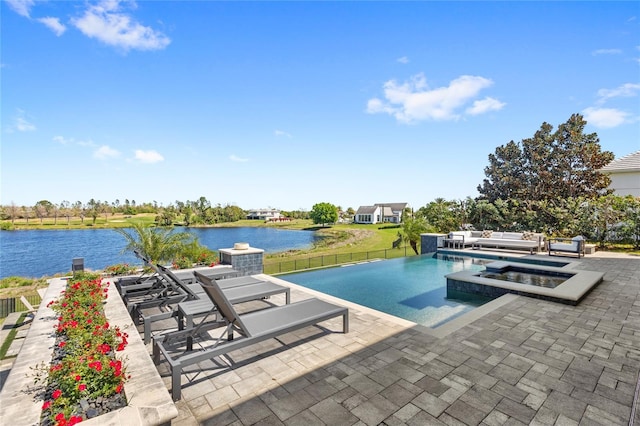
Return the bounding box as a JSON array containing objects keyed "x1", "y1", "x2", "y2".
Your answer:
[
  {"x1": 75, "y1": 375, "x2": 81, "y2": 381},
  {"x1": 52, "y1": 389, "x2": 62, "y2": 399},
  {"x1": 78, "y1": 384, "x2": 86, "y2": 391},
  {"x1": 59, "y1": 341, "x2": 66, "y2": 348},
  {"x1": 42, "y1": 400, "x2": 51, "y2": 410},
  {"x1": 115, "y1": 383, "x2": 123, "y2": 393}
]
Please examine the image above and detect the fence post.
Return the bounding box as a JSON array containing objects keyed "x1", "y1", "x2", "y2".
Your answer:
[{"x1": 0, "y1": 298, "x2": 17, "y2": 318}]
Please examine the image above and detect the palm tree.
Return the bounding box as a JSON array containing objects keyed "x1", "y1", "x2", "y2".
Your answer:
[
  {"x1": 114, "y1": 222, "x2": 195, "y2": 264},
  {"x1": 401, "y1": 217, "x2": 432, "y2": 255}
]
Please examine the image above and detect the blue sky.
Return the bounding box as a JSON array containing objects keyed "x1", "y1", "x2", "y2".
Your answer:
[{"x1": 2, "y1": 1, "x2": 639, "y2": 212}]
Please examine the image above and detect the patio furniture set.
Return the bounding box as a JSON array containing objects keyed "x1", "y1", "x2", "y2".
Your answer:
[
  {"x1": 115, "y1": 251, "x2": 349, "y2": 400},
  {"x1": 443, "y1": 230, "x2": 587, "y2": 258}
]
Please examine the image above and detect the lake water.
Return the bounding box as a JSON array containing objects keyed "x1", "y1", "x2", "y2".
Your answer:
[{"x1": 0, "y1": 227, "x2": 318, "y2": 279}]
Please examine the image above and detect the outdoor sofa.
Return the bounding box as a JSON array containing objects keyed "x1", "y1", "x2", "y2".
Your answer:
[
  {"x1": 444, "y1": 230, "x2": 545, "y2": 254},
  {"x1": 473, "y1": 231, "x2": 545, "y2": 254}
]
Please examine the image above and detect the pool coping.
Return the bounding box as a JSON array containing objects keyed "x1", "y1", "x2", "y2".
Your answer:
[{"x1": 445, "y1": 260, "x2": 604, "y2": 305}]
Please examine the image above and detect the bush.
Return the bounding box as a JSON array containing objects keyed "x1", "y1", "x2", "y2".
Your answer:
[
  {"x1": 175, "y1": 241, "x2": 219, "y2": 268},
  {"x1": 103, "y1": 263, "x2": 138, "y2": 276}
]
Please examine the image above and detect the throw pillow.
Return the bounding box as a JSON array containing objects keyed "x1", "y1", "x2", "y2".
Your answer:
[
  {"x1": 522, "y1": 231, "x2": 535, "y2": 240},
  {"x1": 481, "y1": 230, "x2": 492, "y2": 238}
]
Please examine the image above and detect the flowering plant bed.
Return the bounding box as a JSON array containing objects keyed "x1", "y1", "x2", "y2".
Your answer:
[
  {"x1": 104, "y1": 263, "x2": 139, "y2": 276},
  {"x1": 34, "y1": 274, "x2": 130, "y2": 425}
]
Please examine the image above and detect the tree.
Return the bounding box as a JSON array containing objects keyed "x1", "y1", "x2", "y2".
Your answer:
[
  {"x1": 618, "y1": 196, "x2": 640, "y2": 249},
  {"x1": 114, "y1": 222, "x2": 195, "y2": 264},
  {"x1": 309, "y1": 202, "x2": 338, "y2": 226},
  {"x1": 416, "y1": 198, "x2": 458, "y2": 233},
  {"x1": 400, "y1": 217, "x2": 431, "y2": 255},
  {"x1": 35, "y1": 200, "x2": 54, "y2": 224},
  {"x1": 34, "y1": 202, "x2": 47, "y2": 224},
  {"x1": 87, "y1": 199, "x2": 100, "y2": 225},
  {"x1": 478, "y1": 114, "x2": 614, "y2": 203},
  {"x1": 60, "y1": 200, "x2": 71, "y2": 226},
  {"x1": 7, "y1": 202, "x2": 19, "y2": 224},
  {"x1": 155, "y1": 208, "x2": 176, "y2": 226}
]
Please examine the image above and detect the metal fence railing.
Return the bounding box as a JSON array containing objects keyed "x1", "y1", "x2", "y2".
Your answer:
[
  {"x1": 0, "y1": 294, "x2": 41, "y2": 318},
  {"x1": 263, "y1": 246, "x2": 416, "y2": 275}
]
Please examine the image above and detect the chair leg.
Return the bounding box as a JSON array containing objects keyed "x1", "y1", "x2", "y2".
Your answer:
[{"x1": 172, "y1": 365, "x2": 182, "y2": 401}]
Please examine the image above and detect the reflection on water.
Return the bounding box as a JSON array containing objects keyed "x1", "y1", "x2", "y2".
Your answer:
[{"x1": 478, "y1": 270, "x2": 567, "y2": 288}]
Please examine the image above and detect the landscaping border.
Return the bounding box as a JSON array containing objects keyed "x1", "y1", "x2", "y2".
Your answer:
[{"x1": 0, "y1": 277, "x2": 178, "y2": 426}]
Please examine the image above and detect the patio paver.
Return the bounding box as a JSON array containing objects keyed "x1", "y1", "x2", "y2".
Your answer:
[{"x1": 2, "y1": 251, "x2": 638, "y2": 425}]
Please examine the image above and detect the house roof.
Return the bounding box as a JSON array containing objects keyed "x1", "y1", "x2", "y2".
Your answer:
[
  {"x1": 355, "y1": 206, "x2": 377, "y2": 214},
  {"x1": 374, "y1": 202, "x2": 408, "y2": 211},
  {"x1": 601, "y1": 151, "x2": 640, "y2": 173}
]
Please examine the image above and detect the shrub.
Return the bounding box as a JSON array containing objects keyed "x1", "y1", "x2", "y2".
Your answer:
[
  {"x1": 174, "y1": 240, "x2": 219, "y2": 268},
  {"x1": 103, "y1": 263, "x2": 138, "y2": 277}
]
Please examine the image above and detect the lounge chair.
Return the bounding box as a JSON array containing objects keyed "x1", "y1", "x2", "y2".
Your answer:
[
  {"x1": 153, "y1": 271, "x2": 349, "y2": 400},
  {"x1": 548, "y1": 236, "x2": 585, "y2": 258},
  {"x1": 115, "y1": 250, "x2": 166, "y2": 297},
  {"x1": 135, "y1": 264, "x2": 291, "y2": 344}
]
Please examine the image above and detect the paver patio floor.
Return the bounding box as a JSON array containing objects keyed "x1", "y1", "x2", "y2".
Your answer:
[{"x1": 144, "y1": 253, "x2": 640, "y2": 425}]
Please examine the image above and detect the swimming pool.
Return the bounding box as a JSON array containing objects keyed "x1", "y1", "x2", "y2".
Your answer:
[{"x1": 283, "y1": 254, "x2": 493, "y2": 328}]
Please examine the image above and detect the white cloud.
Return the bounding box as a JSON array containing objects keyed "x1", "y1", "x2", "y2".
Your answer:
[
  {"x1": 15, "y1": 117, "x2": 36, "y2": 132},
  {"x1": 582, "y1": 107, "x2": 630, "y2": 128},
  {"x1": 94, "y1": 145, "x2": 121, "y2": 159},
  {"x1": 230, "y1": 154, "x2": 249, "y2": 162},
  {"x1": 53, "y1": 136, "x2": 70, "y2": 145},
  {"x1": 397, "y1": 56, "x2": 409, "y2": 64},
  {"x1": 5, "y1": 0, "x2": 34, "y2": 18},
  {"x1": 77, "y1": 139, "x2": 95, "y2": 147},
  {"x1": 71, "y1": 0, "x2": 171, "y2": 52},
  {"x1": 10, "y1": 110, "x2": 36, "y2": 132},
  {"x1": 366, "y1": 73, "x2": 500, "y2": 122},
  {"x1": 134, "y1": 149, "x2": 164, "y2": 163},
  {"x1": 591, "y1": 48, "x2": 622, "y2": 56},
  {"x1": 274, "y1": 130, "x2": 291, "y2": 138},
  {"x1": 466, "y1": 97, "x2": 506, "y2": 116},
  {"x1": 37, "y1": 17, "x2": 67, "y2": 36},
  {"x1": 596, "y1": 83, "x2": 640, "y2": 104}
]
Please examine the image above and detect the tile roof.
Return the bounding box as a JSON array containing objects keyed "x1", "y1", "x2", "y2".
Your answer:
[{"x1": 601, "y1": 150, "x2": 640, "y2": 172}]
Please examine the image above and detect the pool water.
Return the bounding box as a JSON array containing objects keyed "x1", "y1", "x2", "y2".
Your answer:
[
  {"x1": 478, "y1": 270, "x2": 568, "y2": 288},
  {"x1": 283, "y1": 254, "x2": 492, "y2": 328}
]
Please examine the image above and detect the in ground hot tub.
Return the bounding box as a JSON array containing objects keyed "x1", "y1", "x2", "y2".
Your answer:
[{"x1": 446, "y1": 261, "x2": 603, "y2": 305}]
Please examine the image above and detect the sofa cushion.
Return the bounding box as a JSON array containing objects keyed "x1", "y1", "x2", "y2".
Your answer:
[
  {"x1": 481, "y1": 230, "x2": 493, "y2": 238},
  {"x1": 471, "y1": 231, "x2": 482, "y2": 238},
  {"x1": 502, "y1": 232, "x2": 523, "y2": 240},
  {"x1": 522, "y1": 231, "x2": 535, "y2": 240},
  {"x1": 491, "y1": 232, "x2": 504, "y2": 239}
]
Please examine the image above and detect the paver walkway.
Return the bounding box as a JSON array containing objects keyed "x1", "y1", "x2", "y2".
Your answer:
[
  {"x1": 2, "y1": 253, "x2": 638, "y2": 425},
  {"x1": 147, "y1": 254, "x2": 640, "y2": 425}
]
